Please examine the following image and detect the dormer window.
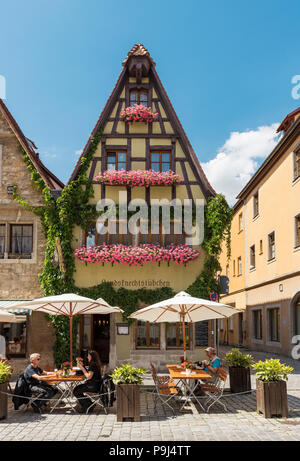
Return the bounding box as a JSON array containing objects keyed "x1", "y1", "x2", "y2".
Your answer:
[{"x1": 129, "y1": 89, "x2": 148, "y2": 107}]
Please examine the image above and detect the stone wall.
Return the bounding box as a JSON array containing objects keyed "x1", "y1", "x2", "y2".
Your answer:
[{"x1": 0, "y1": 110, "x2": 55, "y2": 367}]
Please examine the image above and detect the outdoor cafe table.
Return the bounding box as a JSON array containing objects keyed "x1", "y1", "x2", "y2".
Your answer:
[
  {"x1": 42, "y1": 372, "x2": 85, "y2": 413},
  {"x1": 166, "y1": 364, "x2": 212, "y2": 412}
]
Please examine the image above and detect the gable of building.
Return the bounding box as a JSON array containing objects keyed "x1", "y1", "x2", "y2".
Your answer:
[{"x1": 68, "y1": 43, "x2": 215, "y2": 205}]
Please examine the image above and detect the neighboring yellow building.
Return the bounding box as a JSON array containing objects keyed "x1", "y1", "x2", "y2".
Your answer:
[
  {"x1": 68, "y1": 44, "x2": 216, "y2": 369},
  {"x1": 219, "y1": 107, "x2": 300, "y2": 356}
]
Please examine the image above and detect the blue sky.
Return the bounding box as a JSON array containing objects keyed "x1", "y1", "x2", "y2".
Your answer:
[{"x1": 1, "y1": 0, "x2": 299, "y2": 202}]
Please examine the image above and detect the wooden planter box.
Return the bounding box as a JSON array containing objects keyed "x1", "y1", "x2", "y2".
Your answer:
[
  {"x1": 116, "y1": 384, "x2": 140, "y2": 422},
  {"x1": 256, "y1": 379, "x2": 288, "y2": 418},
  {"x1": 229, "y1": 367, "x2": 251, "y2": 393},
  {"x1": 0, "y1": 382, "x2": 8, "y2": 420}
]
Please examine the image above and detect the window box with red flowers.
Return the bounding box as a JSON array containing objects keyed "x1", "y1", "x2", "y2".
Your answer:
[
  {"x1": 75, "y1": 243, "x2": 201, "y2": 267},
  {"x1": 120, "y1": 104, "x2": 158, "y2": 124},
  {"x1": 95, "y1": 169, "x2": 182, "y2": 187}
]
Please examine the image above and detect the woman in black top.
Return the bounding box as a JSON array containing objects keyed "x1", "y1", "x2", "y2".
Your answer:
[{"x1": 73, "y1": 350, "x2": 102, "y2": 413}]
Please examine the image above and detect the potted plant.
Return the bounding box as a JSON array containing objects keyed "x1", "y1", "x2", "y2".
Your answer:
[
  {"x1": 0, "y1": 360, "x2": 12, "y2": 420},
  {"x1": 224, "y1": 348, "x2": 253, "y2": 393},
  {"x1": 180, "y1": 360, "x2": 193, "y2": 375},
  {"x1": 110, "y1": 363, "x2": 147, "y2": 422},
  {"x1": 253, "y1": 358, "x2": 293, "y2": 418},
  {"x1": 61, "y1": 361, "x2": 72, "y2": 377}
]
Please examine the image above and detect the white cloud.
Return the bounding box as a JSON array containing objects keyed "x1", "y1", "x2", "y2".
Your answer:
[
  {"x1": 202, "y1": 123, "x2": 280, "y2": 206},
  {"x1": 75, "y1": 149, "x2": 82, "y2": 158}
]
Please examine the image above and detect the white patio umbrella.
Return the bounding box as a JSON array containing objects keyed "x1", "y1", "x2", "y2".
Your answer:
[
  {"x1": 4, "y1": 293, "x2": 123, "y2": 364},
  {"x1": 129, "y1": 291, "x2": 238, "y2": 360},
  {"x1": 0, "y1": 310, "x2": 16, "y2": 322}
]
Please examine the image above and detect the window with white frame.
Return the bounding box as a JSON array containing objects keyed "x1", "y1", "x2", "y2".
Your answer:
[
  {"x1": 253, "y1": 191, "x2": 259, "y2": 218},
  {"x1": 295, "y1": 214, "x2": 300, "y2": 248},
  {"x1": 250, "y1": 245, "x2": 256, "y2": 269},
  {"x1": 237, "y1": 256, "x2": 242, "y2": 275},
  {"x1": 294, "y1": 145, "x2": 300, "y2": 181},
  {"x1": 268, "y1": 231, "x2": 275, "y2": 261},
  {"x1": 238, "y1": 213, "x2": 243, "y2": 232}
]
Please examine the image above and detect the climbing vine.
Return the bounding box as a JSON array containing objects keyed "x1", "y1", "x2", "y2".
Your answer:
[{"x1": 14, "y1": 129, "x2": 233, "y2": 366}]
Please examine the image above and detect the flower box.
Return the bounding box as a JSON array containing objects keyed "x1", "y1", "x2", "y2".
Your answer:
[
  {"x1": 75, "y1": 243, "x2": 201, "y2": 267},
  {"x1": 120, "y1": 104, "x2": 158, "y2": 124},
  {"x1": 95, "y1": 169, "x2": 182, "y2": 187}
]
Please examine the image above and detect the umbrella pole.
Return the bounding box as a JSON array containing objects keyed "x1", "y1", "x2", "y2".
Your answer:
[
  {"x1": 181, "y1": 314, "x2": 186, "y2": 361},
  {"x1": 70, "y1": 315, "x2": 73, "y2": 365}
]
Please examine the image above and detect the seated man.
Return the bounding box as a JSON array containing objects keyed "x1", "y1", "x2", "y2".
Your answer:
[
  {"x1": 23, "y1": 353, "x2": 57, "y2": 413},
  {"x1": 194, "y1": 347, "x2": 221, "y2": 395},
  {"x1": 202, "y1": 347, "x2": 221, "y2": 379}
]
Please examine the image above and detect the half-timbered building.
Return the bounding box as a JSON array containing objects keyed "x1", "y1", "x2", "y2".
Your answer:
[{"x1": 70, "y1": 44, "x2": 216, "y2": 369}]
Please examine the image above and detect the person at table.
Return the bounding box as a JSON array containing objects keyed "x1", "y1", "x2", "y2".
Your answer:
[
  {"x1": 202, "y1": 347, "x2": 221, "y2": 377},
  {"x1": 23, "y1": 353, "x2": 58, "y2": 413},
  {"x1": 73, "y1": 350, "x2": 102, "y2": 413}
]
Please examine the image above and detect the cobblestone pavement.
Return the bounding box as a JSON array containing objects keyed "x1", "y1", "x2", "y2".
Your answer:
[{"x1": 1, "y1": 347, "x2": 300, "y2": 442}]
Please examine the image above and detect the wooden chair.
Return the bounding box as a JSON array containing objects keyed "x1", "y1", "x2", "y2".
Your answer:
[
  {"x1": 150, "y1": 362, "x2": 179, "y2": 414},
  {"x1": 200, "y1": 367, "x2": 228, "y2": 413}
]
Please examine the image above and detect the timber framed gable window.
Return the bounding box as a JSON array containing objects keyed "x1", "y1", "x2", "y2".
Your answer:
[
  {"x1": 150, "y1": 151, "x2": 171, "y2": 173},
  {"x1": 129, "y1": 89, "x2": 148, "y2": 107},
  {"x1": 135, "y1": 321, "x2": 160, "y2": 349},
  {"x1": 106, "y1": 151, "x2": 127, "y2": 171},
  {"x1": 85, "y1": 219, "x2": 186, "y2": 247},
  {"x1": 295, "y1": 214, "x2": 300, "y2": 249},
  {"x1": 0, "y1": 224, "x2": 5, "y2": 258},
  {"x1": 293, "y1": 144, "x2": 300, "y2": 181},
  {"x1": 253, "y1": 191, "x2": 259, "y2": 218},
  {"x1": 268, "y1": 231, "x2": 276, "y2": 261},
  {"x1": 166, "y1": 322, "x2": 190, "y2": 349},
  {"x1": 9, "y1": 224, "x2": 33, "y2": 259}
]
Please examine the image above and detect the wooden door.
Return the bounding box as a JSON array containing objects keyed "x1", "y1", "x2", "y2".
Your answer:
[{"x1": 92, "y1": 314, "x2": 110, "y2": 364}]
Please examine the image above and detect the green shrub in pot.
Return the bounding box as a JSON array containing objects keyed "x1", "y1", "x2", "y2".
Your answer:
[
  {"x1": 110, "y1": 363, "x2": 147, "y2": 385},
  {"x1": 0, "y1": 361, "x2": 12, "y2": 384},
  {"x1": 252, "y1": 359, "x2": 293, "y2": 382},
  {"x1": 224, "y1": 348, "x2": 253, "y2": 368}
]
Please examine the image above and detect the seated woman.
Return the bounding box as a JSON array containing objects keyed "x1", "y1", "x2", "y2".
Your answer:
[{"x1": 73, "y1": 350, "x2": 102, "y2": 413}]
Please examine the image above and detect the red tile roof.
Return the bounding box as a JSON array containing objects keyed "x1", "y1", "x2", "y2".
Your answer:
[
  {"x1": 122, "y1": 43, "x2": 155, "y2": 66},
  {"x1": 277, "y1": 107, "x2": 300, "y2": 133}
]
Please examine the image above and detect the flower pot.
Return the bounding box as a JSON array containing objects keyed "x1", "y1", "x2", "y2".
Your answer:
[
  {"x1": 185, "y1": 369, "x2": 191, "y2": 376},
  {"x1": 116, "y1": 384, "x2": 140, "y2": 422},
  {"x1": 0, "y1": 382, "x2": 8, "y2": 420},
  {"x1": 229, "y1": 366, "x2": 251, "y2": 393},
  {"x1": 256, "y1": 379, "x2": 288, "y2": 418}
]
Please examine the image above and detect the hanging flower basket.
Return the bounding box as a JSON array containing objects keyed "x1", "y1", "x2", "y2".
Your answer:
[
  {"x1": 95, "y1": 169, "x2": 182, "y2": 187},
  {"x1": 75, "y1": 243, "x2": 201, "y2": 267},
  {"x1": 120, "y1": 104, "x2": 158, "y2": 124}
]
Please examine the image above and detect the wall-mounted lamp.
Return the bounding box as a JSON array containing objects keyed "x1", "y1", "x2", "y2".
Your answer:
[{"x1": 279, "y1": 284, "x2": 283, "y2": 292}]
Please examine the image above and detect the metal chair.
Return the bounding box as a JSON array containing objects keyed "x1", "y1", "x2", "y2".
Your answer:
[
  {"x1": 200, "y1": 367, "x2": 228, "y2": 413},
  {"x1": 84, "y1": 389, "x2": 108, "y2": 415},
  {"x1": 150, "y1": 362, "x2": 179, "y2": 414}
]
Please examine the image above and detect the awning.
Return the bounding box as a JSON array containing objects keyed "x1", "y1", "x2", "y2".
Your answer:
[{"x1": 0, "y1": 300, "x2": 32, "y2": 315}]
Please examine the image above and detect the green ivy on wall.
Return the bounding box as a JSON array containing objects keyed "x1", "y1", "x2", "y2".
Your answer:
[{"x1": 14, "y1": 129, "x2": 233, "y2": 366}]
